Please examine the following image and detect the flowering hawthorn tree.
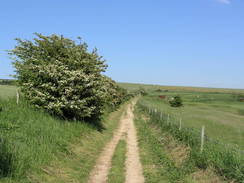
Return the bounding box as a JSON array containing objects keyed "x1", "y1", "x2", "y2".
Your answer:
[{"x1": 9, "y1": 33, "x2": 115, "y2": 120}]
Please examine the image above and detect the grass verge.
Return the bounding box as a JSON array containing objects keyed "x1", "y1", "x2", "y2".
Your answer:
[{"x1": 134, "y1": 107, "x2": 189, "y2": 182}]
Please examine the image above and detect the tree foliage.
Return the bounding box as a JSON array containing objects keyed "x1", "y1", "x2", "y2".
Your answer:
[{"x1": 9, "y1": 33, "x2": 129, "y2": 120}]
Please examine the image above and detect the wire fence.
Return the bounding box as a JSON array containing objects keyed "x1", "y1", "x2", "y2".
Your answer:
[{"x1": 137, "y1": 100, "x2": 244, "y2": 155}]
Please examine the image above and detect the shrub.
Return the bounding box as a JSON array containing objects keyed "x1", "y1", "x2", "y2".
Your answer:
[
  {"x1": 102, "y1": 77, "x2": 131, "y2": 110},
  {"x1": 169, "y1": 95, "x2": 183, "y2": 107},
  {"x1": 155, "y1": 88, "x2": 163, "y2": 92},
  {"x1": 9, "y1": 33, "x2": 117, "y2": 120},
  {"x1": 138, "y1": 87, "x2": 148, "y2": 96},
  {"x1": 238, "y1": 95, "x2": 244, "y2": 102}
]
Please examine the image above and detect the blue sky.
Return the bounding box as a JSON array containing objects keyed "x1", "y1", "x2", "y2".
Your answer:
[{"x1": 1, "y1": 0, "x2": 243, "y2": 88}]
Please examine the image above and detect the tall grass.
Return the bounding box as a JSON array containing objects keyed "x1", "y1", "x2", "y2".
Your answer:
[
  {"x1": 137, "y1": 100, "x2": 244, "y2": 182},
  {"x1": 0, "y1": 97, "x2": 100, "y2": 179}
]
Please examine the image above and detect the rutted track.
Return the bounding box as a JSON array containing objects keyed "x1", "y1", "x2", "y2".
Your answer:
[{"x1": 88, "y1": 100, "x2": 144, "y2": 183}]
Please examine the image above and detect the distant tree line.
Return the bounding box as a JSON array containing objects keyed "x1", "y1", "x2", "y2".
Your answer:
[{"x1": 0, "y1": 79, "x2": 16, "y2": 85}]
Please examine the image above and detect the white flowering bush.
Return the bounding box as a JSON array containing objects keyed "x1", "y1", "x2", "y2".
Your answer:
[
  {"x1": 102, "y1": 77, "x2": 131, "y2": 110},
  {"x1": 9, "y1": 33, "x2": 119, "y2": 120}
]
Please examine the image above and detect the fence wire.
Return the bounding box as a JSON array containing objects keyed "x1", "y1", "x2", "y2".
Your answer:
[{"x1": 137, "y1": 100, "x2": 244, "y2": 155}]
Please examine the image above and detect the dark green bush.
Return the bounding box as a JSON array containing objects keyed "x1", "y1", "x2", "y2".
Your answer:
[
  {"x1": 169, "y1": 95, "x2": 183, "y2": 107},
  {"x1": 238, "y1": 95, "x2": 244, "y2": 102},
  {"x1": 138, "y1": 88, "x2": 148, "y2": 96},
  {"x1": 155, "y1": 88, "x2": 163, "y2": 92}
]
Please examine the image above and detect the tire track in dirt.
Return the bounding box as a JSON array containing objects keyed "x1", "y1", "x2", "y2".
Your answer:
[
  {"x1": 88, "y1": 100, "x2": 144, "y2": 183},
  {"x1": 87, "y1": 110, "x2": 128, "y2": 183},
  {"x1": 125, "y1": 101, "x2": 144, "y2": 183}
]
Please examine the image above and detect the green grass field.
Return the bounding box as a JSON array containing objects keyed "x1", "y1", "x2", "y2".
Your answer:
[
  {"x1": 124, "y1": 81, "x2": 244, "y2": 181},
  {"x1": 119, "y1": 82, "x2": 244, "y2": 94},
  {"x1": 140, "y1": 91, "x2": 244, "y2": 149},
  {"x1": 0, "y1": 85, "x2": 17, "y2": 99},
  {"x1": 119, "y1": 83, "x2": 244, "y2": 149}
]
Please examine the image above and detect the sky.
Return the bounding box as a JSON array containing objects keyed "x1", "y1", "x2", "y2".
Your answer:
[{"x1": 0, "y1": 0, "x2": 244, "y2": 89}]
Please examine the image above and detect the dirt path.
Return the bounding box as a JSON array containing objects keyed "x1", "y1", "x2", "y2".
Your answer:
[
  {"x1": 88, "y1": 101, "x2": 144, "y2": 183},
  {"x1": 125, "y1": 101, "x2": 144, "y2": 183}
]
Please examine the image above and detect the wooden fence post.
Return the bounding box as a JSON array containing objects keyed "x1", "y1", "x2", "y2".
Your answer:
[
  {"x1": 200, "y1": 126, "x2": 205, "y2": 153},
  {"x1": 16, "y1": 90, "x2": 19, "y2": 105},
  {"x1": 167, "y1": 114, "x2": 170, "y2": 125},
  {"x1": 179, "y1": 118, "x2": 182, "y2": 130}
]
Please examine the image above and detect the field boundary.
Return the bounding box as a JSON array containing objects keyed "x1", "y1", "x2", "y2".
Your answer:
[
  {"x1": 138, "y1": 100, "x2": 244, "y2": 153},
  {"x1": 137, "y1": 100, "x2": 244, "y2": 182}
]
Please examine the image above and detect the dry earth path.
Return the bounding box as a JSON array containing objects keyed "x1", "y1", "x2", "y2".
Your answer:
[
  {"x1": 88, "y1": 100, "x2": 144, "y2": 183},
  {"x1": 125, "y1": 100, "x2": 144, "y2": 183}
]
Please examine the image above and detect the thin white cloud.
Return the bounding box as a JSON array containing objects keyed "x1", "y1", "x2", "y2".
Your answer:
[{"x1": 216, "y1": 0, "x2": 231, "y2": 4}]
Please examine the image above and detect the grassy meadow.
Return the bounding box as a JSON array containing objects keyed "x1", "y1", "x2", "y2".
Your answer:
[
  {"x1": 120, "y1": 83, "x2": 244, "y2": 149},
  {"x1": 0, "y1": 85, "x2": 17, "y2": 99},
  {"x1": 129, "y1": 84, "x2": 244, "y2": 182},
  {"x1": 140, "y1": 91, "x2": 244, "y2": 149},
  {"x1": 119, "y1": 82, "x2": 244, "y2": 94},
  {"x1": 125, "y1": 83, "x2": 244, "y2": 182}
]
